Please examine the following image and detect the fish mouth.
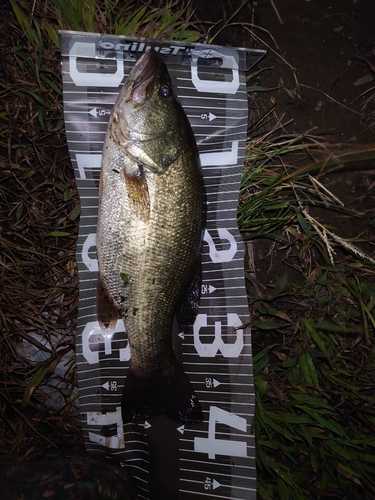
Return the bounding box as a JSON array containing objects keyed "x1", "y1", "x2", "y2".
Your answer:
[{"x1": 130, "y1": 50, "x2": 162, "y2": 104}]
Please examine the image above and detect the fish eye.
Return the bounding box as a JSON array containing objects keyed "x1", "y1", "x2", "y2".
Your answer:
[{"x1": 160, "y1": 85, "x2": 172, "y2": 99}]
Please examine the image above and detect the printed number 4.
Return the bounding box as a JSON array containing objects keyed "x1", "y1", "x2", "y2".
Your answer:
[{"x1": 194, "y1": 406, "x2": 247, "y2": 459}]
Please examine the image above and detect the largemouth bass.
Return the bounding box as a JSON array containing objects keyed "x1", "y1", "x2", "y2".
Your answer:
[{"x1": 96, "y1": 50, "x2": 204, "y2": 424}]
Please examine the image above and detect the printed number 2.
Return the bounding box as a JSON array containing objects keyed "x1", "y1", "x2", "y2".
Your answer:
[{"x1": 203, "y1": 228, "x2": 237, "y2": 263}]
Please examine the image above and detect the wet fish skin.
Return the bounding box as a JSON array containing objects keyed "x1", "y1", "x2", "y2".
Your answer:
[{"x1": 96, "y1": 50, "x2": 203, "y2": 424}]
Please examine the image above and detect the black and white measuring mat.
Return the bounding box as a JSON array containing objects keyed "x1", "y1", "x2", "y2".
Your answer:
[{"x1": 59, "y1": 31, "x2": 266, "y2": 500}]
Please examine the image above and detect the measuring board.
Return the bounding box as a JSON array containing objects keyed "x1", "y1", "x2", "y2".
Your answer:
[{"x1": 60, "y1": 32, "x2": 265, "y2": 500}]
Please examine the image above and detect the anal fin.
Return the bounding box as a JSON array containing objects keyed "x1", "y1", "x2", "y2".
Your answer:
[{"x1": 96, "y1": 272, "x2": 120, "y2": 330}]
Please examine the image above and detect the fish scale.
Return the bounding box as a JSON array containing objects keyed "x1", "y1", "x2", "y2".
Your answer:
[{"x1": 124, "y1": 168, "x2": 200, "y2": 369}]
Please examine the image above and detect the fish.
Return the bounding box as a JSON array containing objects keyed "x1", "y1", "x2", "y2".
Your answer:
[{"x1": 96, "y1": 50, "x2": 204, "y2": 424}]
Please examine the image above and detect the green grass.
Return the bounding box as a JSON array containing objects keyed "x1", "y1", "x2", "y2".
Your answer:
[
  {"x1": 251, "y1": 262, "x2": 375, "y2": 499},
  {"x1": 10, "y1": 0, "x2": 201, "y2": 50},
  {"x1": 242, "y1": 109, "x2": 375, "y2": 498},
  {"x1": 7, "y1": 0, "x2": 202, "y2": 134}
]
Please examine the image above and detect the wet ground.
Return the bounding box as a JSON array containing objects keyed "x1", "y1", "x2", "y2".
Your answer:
[
  {"x1": 249, "y1": 0, "x2": 375, "y2": 142},
  {"x1": 197, "y1": 0, "x2": 375, "y2": 144},
  {"x1": 196, "y1": 0, "x2": 375, "y2": 285}
]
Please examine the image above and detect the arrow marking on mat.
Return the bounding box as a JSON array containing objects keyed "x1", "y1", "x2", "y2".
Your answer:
[
  {"x1": 89, "y1": 107, "x2": 110, "y2": 118},
  {"x1": 177, "y1": 425, "x2": 185, "y2": 435},
  {"x1": 201, "y1": 284, "x2": 216, "y2": 295},
  {"x1": 89, "y1": 107, "x2": 99, "y2": 117},
  {"x1": 212, "y1": 479, "x2": 221, "y2": 490},
  {"x1": 200, "y1": 112, "x2": 217, "y2": 121}
]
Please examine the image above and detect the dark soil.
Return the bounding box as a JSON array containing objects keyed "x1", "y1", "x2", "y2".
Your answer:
[
  {"x1": 198, "y1": 0, "x2": 375, "y2": 143},
  {"x1": 252, "y1": 0, "x2": 375, "y2": 282},
  {"x1": 196, "y1": 0, "x2": 375, "y2": 284},
  {"x1": 250, "y1": 0, "x2": 375, "y2": 142}
]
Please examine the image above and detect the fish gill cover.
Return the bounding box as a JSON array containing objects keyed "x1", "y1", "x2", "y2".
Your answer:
[{"x1": 59, "y1": 32, "x2": 265, "y2": 500}]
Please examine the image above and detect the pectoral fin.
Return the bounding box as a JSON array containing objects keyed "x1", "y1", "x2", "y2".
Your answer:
[
  {"x1": 97, "y1": 272, "x2": 119, "y2": 330},
  {"x1": 124, "y1": 164, "x2": 150, "y2": 221}
]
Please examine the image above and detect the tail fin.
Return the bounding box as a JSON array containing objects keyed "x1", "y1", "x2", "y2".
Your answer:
[{"x1": 121, "y1": 357, "x2": 202, "y2": 424}]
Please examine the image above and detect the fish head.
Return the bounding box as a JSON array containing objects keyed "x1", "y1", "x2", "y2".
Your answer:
[{"x1": 109, "y1": 50, "x2": 195, "y2": 173}]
